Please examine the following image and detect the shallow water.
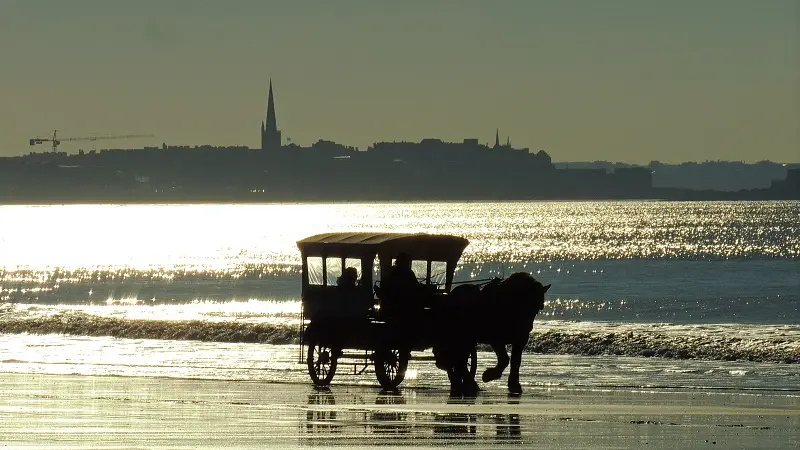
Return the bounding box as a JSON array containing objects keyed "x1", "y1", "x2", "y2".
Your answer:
[
  {"x1": 3, "y1": 372, "x2": 797, "y2": 450},
  {"x1": 1, "y1": 335, "x2": 798, "y2": 395}
]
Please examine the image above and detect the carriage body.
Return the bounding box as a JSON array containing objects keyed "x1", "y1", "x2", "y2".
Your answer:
[{"x1": 296, "y1": 232, "x2": 472, "y2": 389}]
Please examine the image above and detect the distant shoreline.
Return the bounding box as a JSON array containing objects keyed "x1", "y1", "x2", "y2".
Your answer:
[{"x1": 0, "y1": 187, "x2": 796, "y2": 206}]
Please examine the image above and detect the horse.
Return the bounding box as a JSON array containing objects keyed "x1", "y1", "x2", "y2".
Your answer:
[
  {"x1": 432, "y1": 283, "x2": 483, "y2": 394},
  {"x1": 433, "y1": 272, "x2": 551, "y2": 395}
]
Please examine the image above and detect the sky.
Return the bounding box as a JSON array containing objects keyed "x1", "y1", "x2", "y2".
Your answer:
[{"x1": 0, "y1": 0, "x2": 797, "y2": 163}]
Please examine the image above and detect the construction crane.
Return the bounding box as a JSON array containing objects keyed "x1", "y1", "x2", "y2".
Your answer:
[{"x1": 29, "y1": 130, "x2": 155, "y2": 153}]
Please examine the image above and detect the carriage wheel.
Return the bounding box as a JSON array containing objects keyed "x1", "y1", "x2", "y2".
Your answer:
[
  {"x1": 467, "y1": 347, "x2": 478, "y2": 378},
  {"x1": 307, "y1": 343, "x2": 338, "y2": 387},
  {"x1": 374, "y1": 348, "x2": 409, "y2": 390}
]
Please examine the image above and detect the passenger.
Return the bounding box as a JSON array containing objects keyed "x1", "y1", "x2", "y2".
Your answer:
[
  {"x1": 337, "y1": 266, "x2": 369, "y2": 319},
  {"x1": 337, "y1": 267, "x2": 359, "y2": 290}
]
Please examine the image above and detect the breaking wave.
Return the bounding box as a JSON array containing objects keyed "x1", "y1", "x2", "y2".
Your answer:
[
  {"x1": 0, "y1": 312, "x2": 297, "y2": 345},
  {"x1": 2, "y1": 311, "x2": 796, "y2": 364},
  {"x1": 520, "y1": 330, "x2": 799, "y2": 364}
]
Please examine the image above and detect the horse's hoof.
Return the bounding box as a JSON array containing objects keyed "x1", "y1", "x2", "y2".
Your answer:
[
  {"x1": 448, "y1": 377, "x2": 463, "y2": 394},
  {"x1": 450, "y1": 385, "x2": 464, "y2": 398},
  {"x1": 482, "y1": 367, "x2": 503, "y2": 383},
  {"x1": 462, "y1": 379, "x2": 480, "y2": 396}
]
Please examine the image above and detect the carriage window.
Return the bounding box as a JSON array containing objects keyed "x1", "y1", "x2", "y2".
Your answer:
[
  {"x1": 307, "y1": 257, "x2": 324, "y2": 285},
  {"x1": 430, "y1": 261, "x2": 447, "y2": 286},
  {"x1": 325, "y1": 257, "x2": 342, "y2": 286},
  {"x1": 411, "y1": 260, "x2": 427, "y2": 283}
]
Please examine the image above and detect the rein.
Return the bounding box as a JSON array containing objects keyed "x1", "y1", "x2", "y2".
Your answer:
[{"x1": 451, "y1": 278, "x2": 500, "y2": 288}]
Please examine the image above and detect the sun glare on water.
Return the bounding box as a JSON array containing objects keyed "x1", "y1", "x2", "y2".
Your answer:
[
  {"x1": 0, "y1": 202, "x2": 796, "y2": 277},
  {"x1": 0, "y1": 204, "x2": 374, "y2": 272}
]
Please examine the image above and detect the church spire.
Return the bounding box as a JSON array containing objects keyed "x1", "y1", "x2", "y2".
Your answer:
[
  {"x1": 265, "y1": 79, "x2": 277, "y2": 133},
  {"x1": 494, "y1": 128, "x2": 500, "y2": 148},
  {"x1": 261, "y1": 78, "x2": 282, "y2": 150}
]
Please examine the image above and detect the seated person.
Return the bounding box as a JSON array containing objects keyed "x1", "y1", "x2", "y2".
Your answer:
[
  {"x1": 337, "y1": 266, "x2": 359, "y2": 290},
  {"x1": 380, "y1": 252, "x2": 421, "y2": 319},
  {"x1": 337, "y1": 266, "x2": 371, "y2": 318}
]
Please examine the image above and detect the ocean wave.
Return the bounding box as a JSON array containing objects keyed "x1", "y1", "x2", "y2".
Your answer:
[
  {"x1": 0, "y1": 311, "x2": 297, "y2": 345},
  {"x1": 1, "y1": 311, "x2": 796, "y2": 364},
  {"x1": 520, "y1": 330, "x2": 799, "y2": 364}
]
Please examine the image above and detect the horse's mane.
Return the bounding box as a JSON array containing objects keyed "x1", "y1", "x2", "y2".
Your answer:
[{"x1": 479, "y1": 272, "x2": 543, "y2": 291}]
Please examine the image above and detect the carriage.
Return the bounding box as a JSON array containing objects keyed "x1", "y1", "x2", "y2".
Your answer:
[{"x1": 296, "y1": 232, "x2": 478, "y2": 390}]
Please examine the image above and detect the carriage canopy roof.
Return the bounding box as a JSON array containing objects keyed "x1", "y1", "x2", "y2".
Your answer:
[{"x1": 297, "y1": 232, "x2": 469, "y2": 262}]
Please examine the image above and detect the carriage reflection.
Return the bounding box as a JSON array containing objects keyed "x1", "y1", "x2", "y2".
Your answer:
[
  {"x1": 301, "y1": 389, "x2": 523, "y2": 445},
  {"x1": 305, "y1": 388, "x2": 340, "y2": 434},
  {"x1": 494, "y1": 413, "x2": 521, "y2": 441},
  {"x1": 371, "y1": 390, "x2": 411, "y2": 435}
]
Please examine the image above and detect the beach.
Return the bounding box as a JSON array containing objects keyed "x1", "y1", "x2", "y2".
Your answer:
[{"x1": 1, "y1": 372, "x2": 797, "y2": 449}]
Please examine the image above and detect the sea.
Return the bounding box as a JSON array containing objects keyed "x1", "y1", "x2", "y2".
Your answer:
[{"x1": 1, "y1": 201, "x2": 798, "y2": 394}]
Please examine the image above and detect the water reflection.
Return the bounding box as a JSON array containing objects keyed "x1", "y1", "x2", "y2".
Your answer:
[
  {"x1": 492, "y1": 396, "x2": 522, "y2": 442},
  {"x1": 305, "y1": 388, "x2": 339, "y2": 435},
  {"x1": 371, "y1": 391, "x2": 410, "y2": 435},
  {"x1": 494, "y1": 413, "x2": 521, "y2": 441},
  {"x1": 300, "y1": 389, "x2": 523, "y2": 446},
  {"x1": 433, "y1": 394, "x2": 477, "y2": 437}
]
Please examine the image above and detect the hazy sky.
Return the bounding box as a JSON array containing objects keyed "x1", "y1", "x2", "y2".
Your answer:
[{"x1": 1, "y1": 0, "x2": 797, "y2": 163}]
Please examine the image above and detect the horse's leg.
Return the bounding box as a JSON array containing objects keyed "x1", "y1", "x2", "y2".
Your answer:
[
  {"x1": 482, "y1": 342, "x2": 509, "y2": 382},
  {"x1": 460, "y1": 343, "x2": 479, "y2": 395},
  {"x1": 507, "y1": 336, "x2": 529, "y2": 394},
  {"x1": 447, "y1": 367, "x2": 463, "y2": 393},
  {"x1": 439, "y1": 342, "x2": 464, "y2": 394}
]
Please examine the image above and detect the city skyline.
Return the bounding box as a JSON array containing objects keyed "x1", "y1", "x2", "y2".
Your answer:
[{"x1": 1, "y1": 0, "x2": 797, "y2": 163}]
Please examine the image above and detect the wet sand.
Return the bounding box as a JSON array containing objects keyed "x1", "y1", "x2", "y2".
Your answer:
[{"x1": 1, "y1": 373, "x2": 797, "y2": 449}]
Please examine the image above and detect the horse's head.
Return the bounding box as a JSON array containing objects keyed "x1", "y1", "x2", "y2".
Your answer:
[
  {"x1": 500, "y1": 272, "x2": 550, "y2": 314},
  {"x1": 536, "y1": 282, "x2": 551, "y2": 310},
  {"x1": 527, "y1": 278, "x2": 550, "y2": 313}
]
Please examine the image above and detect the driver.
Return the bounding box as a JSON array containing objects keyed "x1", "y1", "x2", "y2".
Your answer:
[{"x1": 380, "y1": 252, "x2": 420, "y2": 319}]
